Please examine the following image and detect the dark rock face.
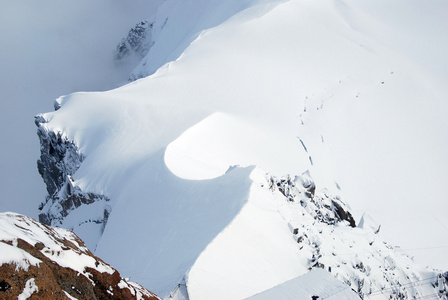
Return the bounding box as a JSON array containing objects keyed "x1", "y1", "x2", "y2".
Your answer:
[
  {"x1": 36, "y1": 122, "x2": 83, "y2": 197},
  {"x1": 114, "y1": 20, "x2": 155, "y2": 63},
  {"x1": 269, "y1": 171, "x2": 356, "y2": 227},
  {"x1": 35, "y1": 116, "x2": 110, "y2": 237},
  {"x1": 0, "y1": 213, "x2": 160, "y2": 300}
]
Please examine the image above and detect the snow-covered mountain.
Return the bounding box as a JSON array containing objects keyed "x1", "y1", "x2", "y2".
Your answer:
[{"x1": 29, "y1": 0, "x2": 448, "y2": 299}]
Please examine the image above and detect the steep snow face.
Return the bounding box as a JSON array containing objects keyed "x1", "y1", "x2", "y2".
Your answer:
[
  {"x1": 246, "y1": 268, "x2": 360, "y2": 300},
  {"x1": 35, "y1": 0, "x2": 448, "y2": 297},
  {"x1": 128, "y1": 0, "x2": 287, "y2": 80},
  {"x1": 186, "y1": 170, "x2": 447, "y2": 300}
]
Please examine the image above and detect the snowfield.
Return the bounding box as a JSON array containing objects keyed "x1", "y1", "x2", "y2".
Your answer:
[
  {"x1": 32, "y1": 0, "x2": 448, "y2": 299},
  {"x1": 245, "y1": 268, "x2": 360, "y2": 299}
]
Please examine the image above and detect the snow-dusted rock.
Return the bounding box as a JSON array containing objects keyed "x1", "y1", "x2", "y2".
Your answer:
[
  {"x1": 35, "y1": 115, "x2": 111, "y2": 249},
  {"x1": 114, "y1": 20, "x2": 155, "y2": 65},
  {"x1": 0, "y1": 212, "x2": 159, "y2": 300},
  {"x1": 184, "y1": 170, "x2": 448, "y2": 299}
]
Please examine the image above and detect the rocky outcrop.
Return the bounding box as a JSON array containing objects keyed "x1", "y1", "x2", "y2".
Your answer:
[
  {"x1": 0, "y1": 212, "x2": 160, "y2": 300},
  {"x1": 36, "y1": 115, "x2": 83, "y2": 198},
  {"x1": 114, "y1": 20, "x2": 155, "y2": 64},
  {"x1": 35, "y1": 115, "x2": 110, "y2": 241},
  {"x1": 269, "y1": 171, "x2": 356, "y2": 227},
  {"x1": 268, "y1": 171, "x2": 447, "y2": 299}
]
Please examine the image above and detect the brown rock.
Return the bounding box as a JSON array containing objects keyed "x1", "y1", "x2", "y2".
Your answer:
[{"x1": 0, "y1": 213, "x2": 159, "y2": 300}]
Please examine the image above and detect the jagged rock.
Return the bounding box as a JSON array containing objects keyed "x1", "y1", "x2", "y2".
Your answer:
[
  {"x1": 114, "y1": 20, "x2": 155, "y2": 63},
  {"x1": 267, "y1": 171, "x2": 448, "y2": 299},
  {"x1": 35, "y1": 116, "x2": 111, "y2": 246},
  {"x1": 269, "y1": 172, "x2": 356, "y2": 227},
  {"x1": 0, "y1": 213, "x2": 160, "y2": 300},
  {"x1": 36, "y1": 122, "x2": 83, "y2": 197}
]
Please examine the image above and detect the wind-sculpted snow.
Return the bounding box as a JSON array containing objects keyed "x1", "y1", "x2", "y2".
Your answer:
[
  {"x1": 96, "y1": 155, "x2": 254, "y2": 297},
  {"x1": 35, "y1": 0, "x2": 448, "y2": 298},
  {"x1": 128, "y1": 0, "x2": 287, "y2": 80},
  {"x1": 246, "y1": 268, "x2": 360, "y2": 299},
  {"x1": 186, "y1": 170, "x2": 448, "y2": 299}
]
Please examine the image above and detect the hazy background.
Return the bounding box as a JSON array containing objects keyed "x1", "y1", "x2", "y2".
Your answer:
[{"x1": 0, "y1": 0, "x2": 162, "y2": 218}]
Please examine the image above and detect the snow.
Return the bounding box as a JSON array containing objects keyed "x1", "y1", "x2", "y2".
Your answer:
[
  {"x1": 245, "y1": 268, "x2": 359, "y2": 300},
  {"x1": 18, "y1": 278, "x2": 38, "y2": 300},
  {"x1": 165, "y1": 112, "x2": 305, "y2": 179},
  {"x1": 95, "y1": 157, "x2": 255, "y2": 297},
  {"x1": 22, "y1": 0, "x2": 448, "y2": 298},
  {"x1": 186, "y1": 170, "x2": 309, "y2": 299},
  {"x1": 0, "y1": 212, "x2": 114, "y2": 276},
  {"x1": 0, "y1": 242, "x2": 41, "y2": 271},
  {"x1": 130, "y1": 0, "x2": 289, "y2": 79},
  {"x1": 63, "y1": 291, "x2": 78, "y2": 300}
]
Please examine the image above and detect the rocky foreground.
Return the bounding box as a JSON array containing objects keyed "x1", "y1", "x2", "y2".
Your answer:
[{"x1": 0, "y1": 212, "x2": 159, "y2": 300}]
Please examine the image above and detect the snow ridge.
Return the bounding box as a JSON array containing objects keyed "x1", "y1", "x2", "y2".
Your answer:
[
  {"x1": 128, "y1": 0, "x2": 287, "y2": 80},
  {"x1": 185, "y1": 170, "x2": 448, "y2": 299},
  {"x1": 266, "y1": 173, "x2": 447, "y2": 299}
]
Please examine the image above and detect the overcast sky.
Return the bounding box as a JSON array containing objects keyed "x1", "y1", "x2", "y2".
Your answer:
[{"x1": 0, "y1": 0, "x2": 162, "y2": 217}]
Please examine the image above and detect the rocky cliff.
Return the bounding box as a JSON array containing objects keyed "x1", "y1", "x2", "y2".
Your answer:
[
  {"x1": 0, "y1": 212, "x2": 159, "y2": 300},
  {"x1": 114, "y1": 20, "x2": 155, "y2": 65},
  {"x1": 35, "y1": 114, "x2": 110, "y2": 249}
]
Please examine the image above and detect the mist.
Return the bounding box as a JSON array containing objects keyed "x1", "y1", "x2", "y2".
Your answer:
[{"x1": 0, "y1": 0, "x2": 162, "y2": 217}]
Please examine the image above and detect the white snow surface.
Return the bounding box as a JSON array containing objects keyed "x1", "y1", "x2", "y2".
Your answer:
[
  {"x1": 63, "y1": 291, "x2": 78, "y2": 300},
  {"x1": 18, "y1": 278, "x2": 38, "y2": 300},
  {"x1": 0, "y1": 0, "x2": 163, "y2": 219},
  {"x1": 0, "y1": 242, "x2": 41, "y2": 272},
  {"x1": 245, "y1": 268, "x2": 359, "y2": 300},
  {"x1": 35, "y1": 0, "x2": 448, "y2": 298}
]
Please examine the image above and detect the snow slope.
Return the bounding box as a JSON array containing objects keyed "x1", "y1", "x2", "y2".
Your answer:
[
  {"x1": 34, "y1": 0, "x2": 448, "y2": 298},
  {"x1": 246, "y1": 268, "x2": 360, "y2": 300},
  {"x1": 0, "y1": 212, "x2": 159, "y2": 299}
]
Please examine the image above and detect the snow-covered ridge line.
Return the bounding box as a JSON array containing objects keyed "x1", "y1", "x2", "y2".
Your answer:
[
  {"x1": 185, "y1": 169, "x2": 448, "y2": 299},
  {"x1": 122, "y1": 0, "x2": 287, "y2": 80}
]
